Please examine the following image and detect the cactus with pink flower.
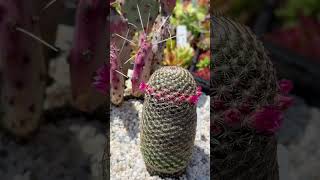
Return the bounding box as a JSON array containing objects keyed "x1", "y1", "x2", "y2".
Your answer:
[
  {"x1": 95, "y1": 0, "x2": 177, "y2": 105},
  {"x1": 211, "y1": 15, "x2": 294, "y2": 179}
]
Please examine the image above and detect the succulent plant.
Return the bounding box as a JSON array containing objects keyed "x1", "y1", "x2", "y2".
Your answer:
[
  {"x1": 170, "y1": 0, "x2": 208, "y2": 36},
  {"x1": 163, "y1": 39, "x2": 195, "y2": 68},
  {"x1": 211, "y1": 16, "x2": 293, "y2": 179},
  {"x1": 140, "y1": 66, "x2": 202, "y2": 177},
  {"x1": 0, "y1": 0, "x2": 46, "y2": 137},
  {"x1": 69, "y1": 0, "x2": 107, "y2": 112}
]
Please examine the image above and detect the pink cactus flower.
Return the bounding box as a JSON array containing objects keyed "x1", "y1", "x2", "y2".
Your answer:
[
  {"x1": 276, "y1": 95, "x2": 294, "y2": 110},
  {"x1": 252, "y1": 106, "x2": 284, "y2": 134},
  {"x1": 279, "y1": 79, "x2": 293, "y2": 95},
  {"x1": 224, "y1": 109, "x2": 241, "y2": 125},
  {"x1": 139, "y1": 82, "x2": 148, "y2": 91}
]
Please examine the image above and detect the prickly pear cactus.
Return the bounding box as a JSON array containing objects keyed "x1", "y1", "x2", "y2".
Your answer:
[
  {"x1": 140, "y1": 66, "x2": 201, "y2": 177},
  {"x1": 0, "y1": 0, "x2": 46, "y2": 137},
  {"x1": 131, "y1": 33, "x2": 153, "y2": 97},
  {"x1": 110, "y1": 44, "x2": 124, "y2": 105},
  {"x1": 211, "y1": 16, "x2": 292, "y2": 180},
  {"x1": 69, "y1": 0, "x2": 107, "y2": 112}
]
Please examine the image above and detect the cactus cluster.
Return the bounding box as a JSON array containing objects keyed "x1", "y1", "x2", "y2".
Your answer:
[
  {"x1": 0, "y1": 0, "x2": 108, "y2": 137},
  {"x1": 140, "y1": 66, "x2": 201, "y2": 177},
  {"x1": 211, "y1": 15, "x2": 293, "y2": 179},
  {"x1": 105, "y1": 0, "x2": 177, "y2": 105}
]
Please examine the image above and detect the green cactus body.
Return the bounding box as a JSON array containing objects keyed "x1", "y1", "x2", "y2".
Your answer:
[
  {"x1": 140, "y1": 66, "x2": 198, "y2": 177},
  {"x1": 211, "y1": 16, "x2": 280, "y2": 180},
  {"x1": 121, "y1": 0, "x2": 159, "y2": 32}
]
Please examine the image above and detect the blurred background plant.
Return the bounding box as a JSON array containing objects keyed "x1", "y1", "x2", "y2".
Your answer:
[
  {"x1": 161, "y1": 0, "x2": 210, "y2": 91},
  {"x1": 276, "y1": 0, "x2": 320, "y2": 27},
  {"x1": 163, "y1": 39, "x2": 195, "y2": 68},
  {"x1": 170, "y1": 0, "x2": 208, "y2": 36}
]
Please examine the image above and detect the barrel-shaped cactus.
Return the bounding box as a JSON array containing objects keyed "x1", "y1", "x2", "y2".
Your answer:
[
  {"x1": 211, "y1": 16, "x2": 293, "y2": 180},
  {"x1": 140, "y1": 66, "x2": 201, "y2": 177}
]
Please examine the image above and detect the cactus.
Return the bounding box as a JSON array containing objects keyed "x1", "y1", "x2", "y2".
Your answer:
[
  {"x1": 103, "y1": 0, "x2": 176, "y2": 102},
  {"x1": 140, "y1": 66, "x2": 201, "y2": 177},
  {"x1": 110, "y1": 6, "x2": 132, "y2": 77},
  {"x1": 131, "y1": 33, "x2": 153, "y2": 97},
  {"x1": 109, "y1": 43, "x2": 125, "y2": 105},
  {"x1": 211, "y1": 16, "x2": 293, "y2": 179},
  {"x1": 69, "y1": 0, "x2": 107, "y2": 112},
  {"x1": 121, "y1": 0, "x2": 160, "y2": 32},
  {"x1": 0, "y1": 0, "x2": 46, "y2": 137}
]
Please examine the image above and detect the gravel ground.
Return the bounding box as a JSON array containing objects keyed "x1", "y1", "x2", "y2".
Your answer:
[
  {"x1": 0, "y1": 119, "x2": 105, "y2": 180},
  {"x1": 110, "y1": 95, "x2": 210, "y2": 180}
]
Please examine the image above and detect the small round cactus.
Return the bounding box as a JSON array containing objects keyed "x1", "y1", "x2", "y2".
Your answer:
[
  {"x1": 140, "y1": 66, "x2": 201, "y2": 177},
  {"x1": 211, "y1": 16, "x2": 292, "y2": 180}
]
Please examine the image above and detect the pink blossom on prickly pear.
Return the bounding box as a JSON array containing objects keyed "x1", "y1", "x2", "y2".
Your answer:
[
  {"x1": 275, "y1": 95, "x2": 294, "y2": 110},
  {"x1": 224, "y1": 109, "x2": 241, "y2": 125},
  {"x1": 278, "y1": 79, "x2": 293, "y2": 95},
  {"x1": 252, "y1": 106, "x2": 283, "y2": 134}
]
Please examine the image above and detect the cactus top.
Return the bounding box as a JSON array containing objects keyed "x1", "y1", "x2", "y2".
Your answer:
[{"x1": 139, "y1": 66, "x2": 202, "y2": 105}]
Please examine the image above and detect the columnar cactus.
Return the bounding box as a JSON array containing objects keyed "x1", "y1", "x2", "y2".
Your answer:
[
  {"x1": 0, "y1": 0, "x2": 46, "y2": 137},
  {"x1": 211, "y1": 16, "x2": 293, "y2": 179},
  {"x1": 140, "y1": 66, "x2": 201, "y2": 177},
  {"x1": 69, "y1": 0, "x2": 107, "y2": 112}
]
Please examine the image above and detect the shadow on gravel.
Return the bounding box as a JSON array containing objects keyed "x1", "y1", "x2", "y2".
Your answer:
[
  {"x1": 0, "y1": 119, "x2": 105, "y2": 180},
  {"x1": 186, "y1": 145, "x2": 210, "y2": 179},
  {"x1": 111, "y1": 100, "x2": 141, "y2": 140}
]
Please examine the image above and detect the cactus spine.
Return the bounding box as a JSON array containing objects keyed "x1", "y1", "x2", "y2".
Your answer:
[
  {"x1": 69, "y1": 0, "x2": 107, "y2": 112},
  {"x1": 140, "y1": 66, "x2": 200, "y2": 177},
  {"x1": 0, "y1": 0, "x2": 46, "y2": 137}
]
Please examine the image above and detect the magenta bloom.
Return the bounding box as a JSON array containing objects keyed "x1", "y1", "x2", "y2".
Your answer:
[
  {"x1": 279, "y1": 79, "x2": 293, "y2": 95},
  {"x1": 93, "y1": 64, "x2": 108, "y2": 95},
  {"x1": 252, "y1": 106, "x2": 283, "y2": 134},
  {"x1": 224, "y1": 109, "x2": 241, "y2": 125},
  {"x1": 276, "y1": 95, "x2": 294, "y2": 110}
]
